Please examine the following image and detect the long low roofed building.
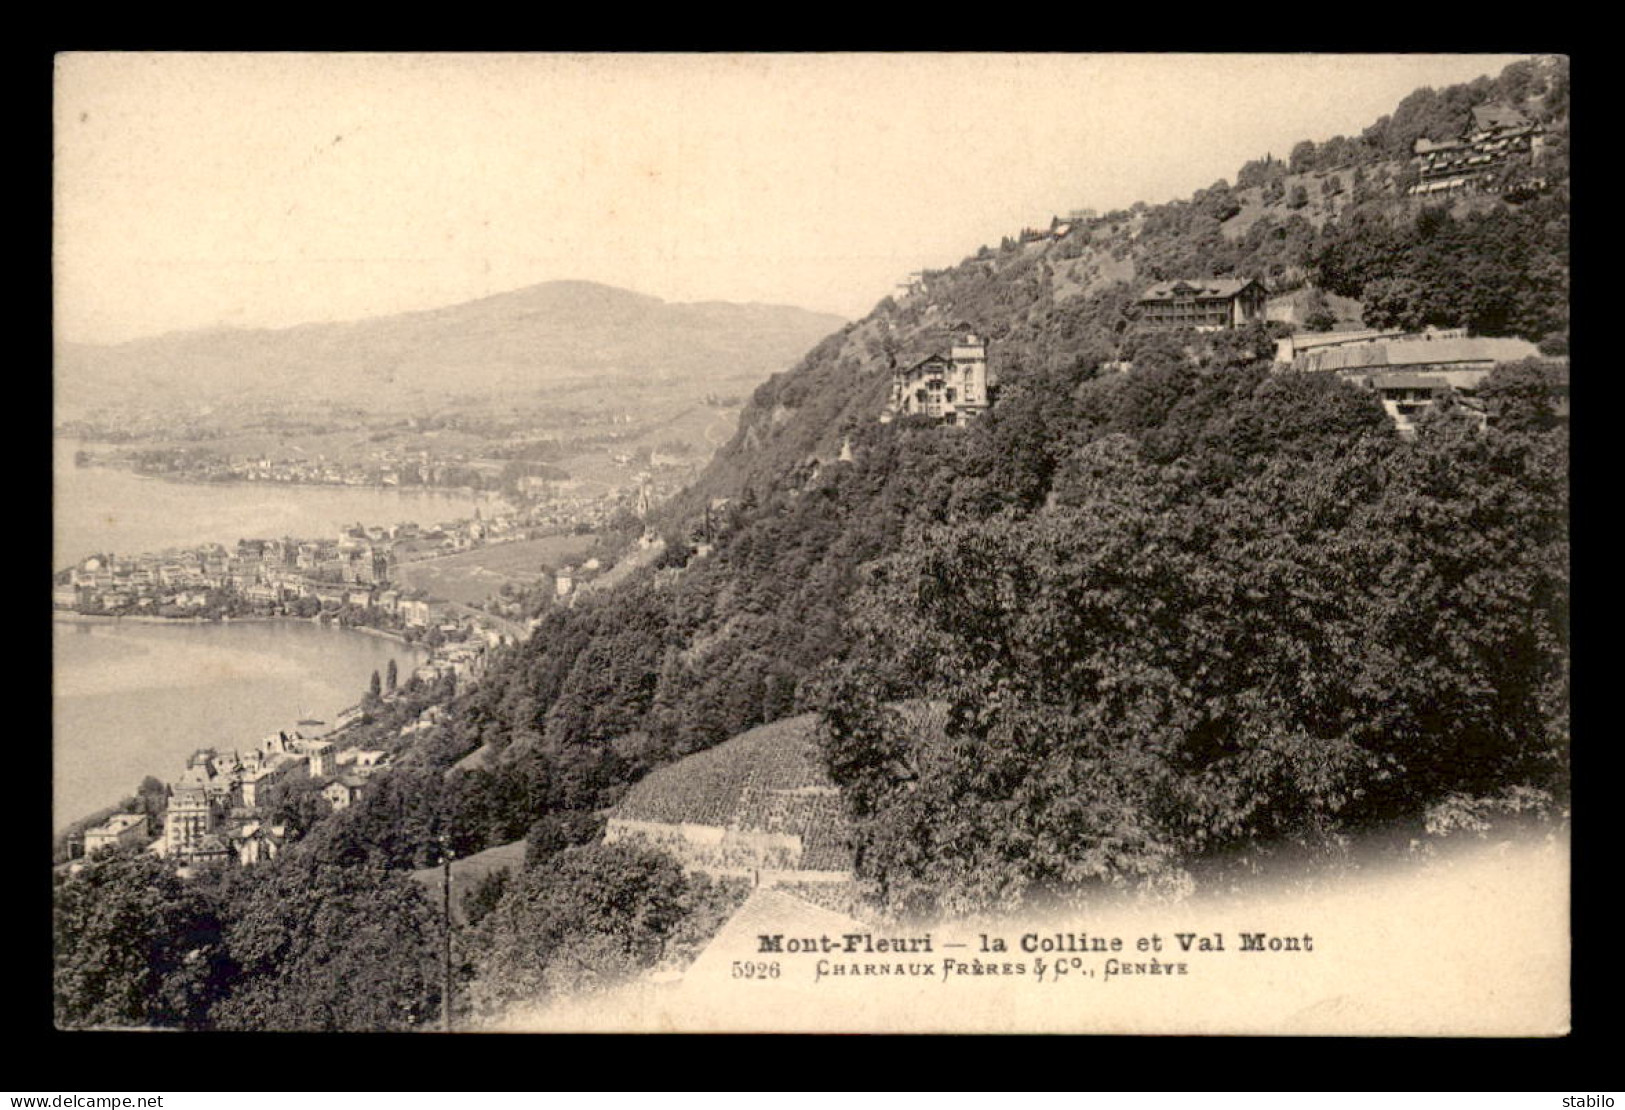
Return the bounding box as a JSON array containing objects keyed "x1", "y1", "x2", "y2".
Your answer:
[
  {"x1": 1285, "y1": 333, "x2": 1541, "y2": 375},
  {"x1": 1136, "y1": 278, "x2": 1268, "y2": 331},
  {"x1": 1281, "y1": 332, "x2": 1559, "y2": 437}
]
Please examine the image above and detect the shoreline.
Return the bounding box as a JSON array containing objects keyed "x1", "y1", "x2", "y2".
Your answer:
[
  {"x1": 54, "y1": 610, "x2": 210, "y2": 626},
  {"x1": 53, "y1": 611, "x2": 427, "y2": 838},
  {"x1": 52, "y1": 610, "x2": 423, "y2": 648},
  {"x1": 54, "y1": 610, "x2": 297, "y2": 627},
  {"x1": 345, "y1": 623, "x2": 417, "y2": 646},
  {"x1": 69, "y1": 460, "x2": 509, "y2": 504}
]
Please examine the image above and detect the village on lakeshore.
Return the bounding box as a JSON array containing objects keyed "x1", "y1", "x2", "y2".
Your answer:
[
  {"x1": 52, "y1": 492, "x2": 674, "y2": 866},
  {"x1": 53, "y1": 510, "x2": 516, "y2": 871},
  {"x1": 75, "y1": 726, "x2": 393, "y2": 873},
  {"x1": 58, "y1": 513, "x2": 522, "y2": 627},
  {"x1": 50, "y1": 455, "x2": 686, "y2": 625}
]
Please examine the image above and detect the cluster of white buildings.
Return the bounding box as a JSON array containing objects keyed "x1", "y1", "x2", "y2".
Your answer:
[
  {"x1": 74, "y1": 729, "x2": 394, "y2": 872},
  {"x1": 53, "y1": 510, "x2": 541, "y2": 619},
  {"x1": 55, "y1": 528, "x2": 395, "y2": 615},
  {"x1": 157, "y1": 731, "x2": 358, "y2": 867}
]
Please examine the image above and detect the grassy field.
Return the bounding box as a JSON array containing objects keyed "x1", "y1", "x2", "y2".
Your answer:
[
  {"x1": 552, "y1": 402, "x2": 739, "y2": 491},
  {"x1": 410, "y1": 839, "x2": 527, "y2": 925},
  {"x1": 394, "y1": 533, "x2": 598, "y2": 605}
]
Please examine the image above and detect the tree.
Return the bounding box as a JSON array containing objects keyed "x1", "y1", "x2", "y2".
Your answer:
[
  {"x1": 1236, "y1": 155, "x2": 1283, "y2": 191},
  {"x1": 1303, "y1": 289, "x2": 1338, "y2": 332},
  {"x1": 262, "y1": 775, "x2": 332, "y2": 838},
  {"x1": 210, "y1": 856, "x2": 442, "y2": 1031},
  {"x1": 1479, "y1": 359, "x2": 1568, "y2": 434},
  {"x1": 54, "y1": 852, "x2": 230, "y2": 1028},
  {"x1": 1361, "y1": 276, "x2": 1430, "y2": 331},
  {"x1": 814, "y1": 369, "x2": 1565, "y2": 918},
  {"x1": 386, "y1": 658, "x2": 399, "y2": 693},
  {"x1": 1349, "y1": 165, "x2": 1369, "y2": 201},
  {"x1": 462, "y1": 867, "x2": 512, "y2": 928},
  {"x1": 525, "y1": 810, "x2": 607, "y2": 870},
  {"x1": 467, "y1": 842, "x2": 718, "y2": 1012},
  {"x1": 136, "y1": 776, "x2": 168, "y2": 828},
  {"x1": 1202, "y1": 322, "x2": 1278, "y2": 371}
]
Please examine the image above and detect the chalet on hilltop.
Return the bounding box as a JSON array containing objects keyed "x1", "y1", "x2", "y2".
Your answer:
[
  {"x1": 1411, "y1": 103, "x2": 1544, "y2": 195},
  {"x1": 1136, "y1": 278, "x2": 1268, "y2": 331},
  {"x1": 886, "y1": 330, "x2": 995, "y2": 425}
]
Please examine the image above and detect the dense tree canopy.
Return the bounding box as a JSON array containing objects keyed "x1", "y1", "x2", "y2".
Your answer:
[
  {"x1": 464, "y1": 842, "x2": 742, "y2": 1013},
  {"x1": 54, "y1": 852, "x2": 228, "y2": 1029},
  {"x1": 812, "y1": 365, "x2": 1568, "y2": 918},
  {"x1": 1313, "y1": 197, "x2": 1569, "y2": 340},
  {"x1": 207, "y1": 856, "x2": 442, "y2": 1032}
]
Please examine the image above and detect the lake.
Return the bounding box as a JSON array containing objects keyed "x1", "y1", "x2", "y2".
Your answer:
[
  {"x1": 54, "y1": 438, "x2": 506, "y2": 570},
  {"x1": 53, "y1": 618, "x2": 426, "y2": 831},
  {"x1": 52, "y1": 438, "x2": 463, "y2": 831}
]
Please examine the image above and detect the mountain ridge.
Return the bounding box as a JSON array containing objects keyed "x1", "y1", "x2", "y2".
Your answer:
[{"x1": 55, "y1": 280, "x2": 848, "y2": 414}]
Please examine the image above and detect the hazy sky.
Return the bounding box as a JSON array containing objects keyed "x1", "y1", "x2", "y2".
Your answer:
[{"x1": 55, "y1": 52, "x2": 1530, "y2": 345}]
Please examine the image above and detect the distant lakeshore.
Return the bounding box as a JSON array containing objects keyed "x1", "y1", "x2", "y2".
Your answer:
[
  {"x1": 53, "y1": 609, "x2": 416, "y2": 644},
  {"x1": 77, "y1": 460, "x2": 508, "y2": 501},
  {"x1": 51, "y1": 453, "x2": 512, "y2": 835}
]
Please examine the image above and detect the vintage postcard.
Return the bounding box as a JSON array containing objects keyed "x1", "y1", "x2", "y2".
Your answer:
[{"x1": 52, "y1": 52, "x2": 1570, "y2": 1035}]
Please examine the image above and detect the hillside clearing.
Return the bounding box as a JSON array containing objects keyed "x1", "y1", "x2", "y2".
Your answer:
[
  {"x1": 394, "y1": 533, "x2": 598, "y2": 605},
  {"x1": 410, "y1": 839, "x2": 527, "y2": 925}
]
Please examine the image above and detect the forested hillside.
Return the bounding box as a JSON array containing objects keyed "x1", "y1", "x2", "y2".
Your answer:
[
  {"x1": 401, "y1": 55, "x2": 1568, "y2": 864},
  {"x1": 54, "y1": 56, "x2": 1571, "y2": 1030}
]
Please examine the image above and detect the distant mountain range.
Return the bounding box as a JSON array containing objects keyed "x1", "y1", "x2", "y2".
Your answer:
[{"x1": 54, "y1": 281, "x2": 848, "y2": 413}]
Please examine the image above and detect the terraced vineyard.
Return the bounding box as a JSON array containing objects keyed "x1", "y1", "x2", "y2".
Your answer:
[{"x1": 609, "y1": 713, "x2": 852, "y2": 872}]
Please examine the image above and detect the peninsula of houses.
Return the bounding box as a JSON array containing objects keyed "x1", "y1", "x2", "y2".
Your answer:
[
  {"x1": 51, "y1": 496, "x2": 612, "y2": 631},
  {"x1": 59, "y1": 517, "x2": 478, "y2": 626}
]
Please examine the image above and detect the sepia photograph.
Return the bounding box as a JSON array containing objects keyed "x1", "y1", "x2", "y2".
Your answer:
[{"x1": 51, "y1": 51, "x2": 1570, "y2": 1035}]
